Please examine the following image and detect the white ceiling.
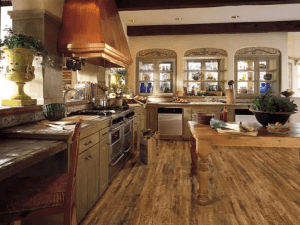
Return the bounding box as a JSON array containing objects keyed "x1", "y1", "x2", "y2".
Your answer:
[{"x1": 119, "y1": 4, "x2": 300, "y2": 26}]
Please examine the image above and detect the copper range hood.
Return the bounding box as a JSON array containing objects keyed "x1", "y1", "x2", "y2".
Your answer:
[{"x1": 58, "y1": 0, "x2": 132, "y2": 68}]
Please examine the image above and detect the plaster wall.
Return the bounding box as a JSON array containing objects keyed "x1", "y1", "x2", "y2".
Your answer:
[
  {"x1": 12, "y1": 0, "x2": 65, "y2": 19},
  {"x1": 127, "y1": 32, "x2": 288, "y2": 95}
]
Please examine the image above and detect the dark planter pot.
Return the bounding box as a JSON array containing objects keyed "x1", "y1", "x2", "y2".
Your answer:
[{"x1": 249, "y1": 108, "x2": 296, "y2": 126}]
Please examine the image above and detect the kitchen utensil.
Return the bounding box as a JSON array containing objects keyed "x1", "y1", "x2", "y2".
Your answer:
[
  {"x1": 100, "y1": 97, "x2": 107, "y2": 107},
  {"x1": 228, "y1": 80, "x2": 234, "y2": 89}
]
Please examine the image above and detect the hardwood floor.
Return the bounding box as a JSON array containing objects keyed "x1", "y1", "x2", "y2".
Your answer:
[{"x1": 81, "y1": 140, "x2": 300, "y2": 225}]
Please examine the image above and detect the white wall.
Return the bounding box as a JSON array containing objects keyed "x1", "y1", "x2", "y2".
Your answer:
[
  {"x1": 287, "y1": 32, "x2": 300, "y2": 97},
  {"x1": 127, "y1": 32, "x2": 288, "y2": 95}
]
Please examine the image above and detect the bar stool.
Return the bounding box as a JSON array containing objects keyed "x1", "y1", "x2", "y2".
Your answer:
[{"x1": 0, "y1": 119, "x2": 82, "y2": 225}]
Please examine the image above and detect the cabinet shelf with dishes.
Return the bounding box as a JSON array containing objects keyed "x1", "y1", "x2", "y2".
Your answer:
[
  {"x1": 183, "y1": 59, "x2": 226, "y2": 94},
  {"x1": 137, "y1": 58, "x2": 176, "y2": 95},
  {"x1": 234, "y1": 47, "x2": 280, "y2": 97}
]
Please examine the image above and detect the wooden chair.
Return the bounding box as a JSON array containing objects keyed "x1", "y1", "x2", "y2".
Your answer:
[{"x1": 0, "y1": 119, "x2": 82, "y2": 225}]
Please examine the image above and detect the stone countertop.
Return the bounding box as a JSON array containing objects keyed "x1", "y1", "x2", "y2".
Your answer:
[
  {"x1": 146, "y1": 102, "x2": 252, "y2": 107},
  {"x1": 0, "y1": 138, "x2": 67, "y2": 182},
  {"x1": 0, "y1": 116, "x2": 111, "y2": 140}
]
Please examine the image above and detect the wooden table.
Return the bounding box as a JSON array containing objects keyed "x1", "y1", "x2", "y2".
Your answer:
[{"x1": 188, "y1": 121, "x2": 300, "y2": 206}]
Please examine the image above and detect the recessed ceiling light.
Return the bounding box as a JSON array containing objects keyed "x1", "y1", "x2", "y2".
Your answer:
[
  {"x1": 128, "y1": 19, "x2": 136, "y2": 23},
  {"x1": 175, "y1": 18, "x2": 183, "y2": 21},
  {"x1": 231, "y1": 15, "x2": 240, "y2": 19}
]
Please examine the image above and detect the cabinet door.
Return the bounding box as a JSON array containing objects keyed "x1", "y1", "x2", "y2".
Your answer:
[
  {"x1": 87, "y1": 143, "x2": 100, "y2": 210},
  {"x1": 76, "y1": 151, "x2": 88, "y2": 223},
  {"x1": 183, "y1": 108, "x2": 192, "y2": 139},
  {"x1": 100, "y1": 138, "x2": 109, "y2": 196},
  {"x1": 146, "y1": 107, "x2": 157, "y2": 131}
]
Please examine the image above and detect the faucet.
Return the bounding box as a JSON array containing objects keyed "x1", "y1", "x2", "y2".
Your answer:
[{"x1": 63, "y1": 87, "x2": 78, "y2": 104}]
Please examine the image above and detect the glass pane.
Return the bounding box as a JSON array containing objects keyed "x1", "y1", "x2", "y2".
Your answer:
[
  {"x1": 124, "y1": 123, "x2": 130, "y2": 135},
  {"x1": 139, "y1": 62, "x2": 154, "y2": 71},
  {"x1": 260, "y1": 82, "x2": 273, "y2": 94},
  {"x1": 205, "y1": 60, "x2": 218, "y2": 70},
  {"x1": 238, "y1": 72, "x2": 254, "y2": 81},
  {"x1": 238, "y1": 60, "x2": 254, "y2": 70},
  {"x1": 205, "y1": 72, "x2": 218, "y2": 81},
  {"x1": 159, "y1": 63, "x2": 172, "y2": 71},
  {"x1": 188, "y1": 82, "x2": 200, "y2": 92},
  {"x1": 237, "y1": 82, "x2": 249, "y2": 94},
  {"x1": 160, "y1": 72, "x2": 171, "y2": 81},
  {"x1": 139, "y1": 82, "x2": 153, "y2": 93},
  {"x1": 260, "y1": 72, "x2": 274, "y2": 81},
  {"x1": 139, "y1": 72, "x2": 154, "y2": 81},
  {"x1": 188, "y1": 61, "x2": 201, "y2": 70},
  {"x1": 206, "y1": 82, "x2": 219, "y2": 91},
  {"x1": 160, "y1": 82, "x2": 172, "y2": 93},
  {"x1": 111, "y1": 130, "x2": 120, "y2": 144},
  {"x1": 189, "y1": 72, "x2": 203, "y2": 81}
]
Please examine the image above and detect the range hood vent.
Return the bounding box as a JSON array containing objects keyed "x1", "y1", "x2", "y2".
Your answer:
[{"x1": 58, "y1": 0, "x2": 132, "y2": 68}]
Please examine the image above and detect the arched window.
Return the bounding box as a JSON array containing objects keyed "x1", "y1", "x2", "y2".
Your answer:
[
  {"x1": 183, "y1": 48, "x2": 227, "y2": 95},
  {"x1": 136, "y1": 49, "x2": 177, "y2": 95},
  {"x1": 234, "y1": 47, "x2": 281, "y2": 97}
]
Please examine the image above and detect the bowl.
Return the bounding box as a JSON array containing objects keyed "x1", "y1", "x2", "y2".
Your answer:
[
  {"x1": 42, "y1": 103, "x2": 66, "y2": 121},
  {"x1": 249, "y1": 108, "x2": 296, "y2": 126}
]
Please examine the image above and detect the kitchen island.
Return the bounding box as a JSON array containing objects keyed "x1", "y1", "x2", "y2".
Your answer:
[
  {"x1": 145, "y1": 101, "x2": 252, "y2": 139},
  {"x1": 188, "y1": 121, "x2": 300, "y2": 206}
]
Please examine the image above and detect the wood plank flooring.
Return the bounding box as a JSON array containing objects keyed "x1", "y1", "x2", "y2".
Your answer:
[{"x1": 81, "y1": 140, "x2": 300, "y2": 225}]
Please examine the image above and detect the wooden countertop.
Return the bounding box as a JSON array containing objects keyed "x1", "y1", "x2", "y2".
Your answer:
[
  {"x1": 0, "y1": 138, "x2": 67, "y2": 182},
  {"x1": 188, "y1": 121, "x2": 300, "y2": 144}
]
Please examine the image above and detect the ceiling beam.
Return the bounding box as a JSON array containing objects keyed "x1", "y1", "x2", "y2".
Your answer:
[
  {"x1": 127, "y1": 20, "x2": 300, "y2": 36},
  {"x1": 116, "y1": 0, "x2": 300, "y2": 11}
]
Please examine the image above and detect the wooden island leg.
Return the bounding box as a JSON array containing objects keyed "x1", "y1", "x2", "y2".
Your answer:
[
  {"x1": 190, "y1": 137, "x2": 197, "y2": 175},
  {"x1": 196, "y1": 139, "x2": 212, "y2": 206}
]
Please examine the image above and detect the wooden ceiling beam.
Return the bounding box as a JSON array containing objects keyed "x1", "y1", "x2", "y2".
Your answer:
[
  {"x1": 116, "y1": 0, "x2": 300, "y2": 11},
  {"x1": 127, "y1": 20, "x2": 300, "y2": 36}
]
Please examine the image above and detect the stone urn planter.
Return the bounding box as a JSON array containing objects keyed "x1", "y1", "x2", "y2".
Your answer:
[{"x1": 1, "y1": 47, "x2": 37, "y2": 106}]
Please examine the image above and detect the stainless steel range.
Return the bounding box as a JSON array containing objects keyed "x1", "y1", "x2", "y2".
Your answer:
[{"x1": 68, "y1": 105, "x2": 135, "y2": 182}]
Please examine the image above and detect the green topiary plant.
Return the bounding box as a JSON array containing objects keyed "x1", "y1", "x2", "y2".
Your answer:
[{"x1": 253, "y1": 90, "x2": 298, "y2": 112}]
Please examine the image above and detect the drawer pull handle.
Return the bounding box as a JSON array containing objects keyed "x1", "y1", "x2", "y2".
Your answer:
[{"x1": 84, "y1": 140, "x2": 93, "y2": 146}]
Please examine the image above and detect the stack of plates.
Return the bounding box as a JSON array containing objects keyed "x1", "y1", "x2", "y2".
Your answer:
[{"x1": 193, "y1": 113, "x2": 214, "y2": 125}]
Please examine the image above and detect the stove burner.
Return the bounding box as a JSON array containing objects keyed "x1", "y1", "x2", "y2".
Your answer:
[
  {"x1": 99, "y1": 111, "x2": 113, "y2": 116},
  {"x1": 93, "y1": 105, "x2": 129, "y2": 111}
]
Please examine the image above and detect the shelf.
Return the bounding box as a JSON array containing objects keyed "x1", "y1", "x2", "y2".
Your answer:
[
  {"x1": 139, "y1": 70, "x2": 154, "y2": 72},
  {"x1": 159, "y1": 70, "x2": 173, "y2": 72},
  {"x1": 184, "y1": 80, "x2": 226, "y2": 82},
  {"x1": 237, "y1": 70, "x2": 254, "y2": 72},
  {"x1": 237, "y1": 80, "x2": 254, "y2": 82},
  {"x1": 258, "y1": 69, "x2": 277, "y2": 72},
  {"x1": 184, "y1": 69, "x2": 226, "y2": 72},
  {"x1": 160, "y1": 80, "x2": 172, "y2": 82},
  {"x1": 139, "y1": 80, "x2": 154, "y2": 82},
  {"x1": 259, "y1": 80, "x2": 276, "y2": 82}
]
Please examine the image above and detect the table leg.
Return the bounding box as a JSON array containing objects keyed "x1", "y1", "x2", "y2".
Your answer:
[
  {"x1": 190, "y1": 137, "x2": 197, "y2": 175},
  {"x1": 196, "y1": 140, "x2": 212, "y2": 206}
]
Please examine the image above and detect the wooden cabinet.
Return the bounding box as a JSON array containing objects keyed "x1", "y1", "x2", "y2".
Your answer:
[
  {"x1": 192, "y1": 106, "x2": 221, "y2": 119},
  {"x1": 77, "y1": 142, "x2": 100, "y2": 223},
  {"x1": 146, "y1": 107, "x2": 157, "y2": 131},
  {"x1": 99, "y1": 137, "x2": 109, "y2": 196},
  {"x1": 183, "y1": 108, "x2": 192, "y2": 139},
  {"x1": 234, "y1": 47, "x2": 281, "y2": 97}
]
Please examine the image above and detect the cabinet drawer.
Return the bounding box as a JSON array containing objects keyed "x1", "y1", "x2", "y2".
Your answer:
[
  {"x1": 79, "y1": 132, "x2": 99, "y2": 154},
  {"x1": 100, "y1": 128, "x2": 108, "y2": 141}
]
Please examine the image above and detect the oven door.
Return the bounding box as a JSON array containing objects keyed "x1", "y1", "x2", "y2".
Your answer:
[
  {"x1": 123, "y1": 119, "x2": 133, "y2": 159},
  {"x1": 109, "y1": 124, "x2": 124, "y2": 162}
]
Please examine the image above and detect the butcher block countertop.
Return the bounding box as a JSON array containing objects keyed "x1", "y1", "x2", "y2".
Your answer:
[{"x1": 0, "y1": 115, "x2": 111, "y2": 182}]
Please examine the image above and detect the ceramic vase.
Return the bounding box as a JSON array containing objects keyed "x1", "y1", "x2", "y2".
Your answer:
[{"x1": 1, "y1": 47, "x2": 37, "y2": 106}]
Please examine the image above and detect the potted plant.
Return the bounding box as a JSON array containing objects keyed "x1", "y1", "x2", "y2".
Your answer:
[
  {"x1": 250, "y1": 90, "x2": 298, "y2": 126},
  {"x1": 0, "y1": 27, "x2": 48, "y2": 106}
]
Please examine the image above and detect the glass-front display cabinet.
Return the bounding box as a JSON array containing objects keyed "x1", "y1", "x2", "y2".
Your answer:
[
  {"x1": 234, "y1": 47, "x2": 281, "y2": 97},
  {"x1": 183, "y1": 48, "x2": 227, "y2": 95},
  {"x1": 136, "y1": 49, "x2": 176, "y2": 95}
]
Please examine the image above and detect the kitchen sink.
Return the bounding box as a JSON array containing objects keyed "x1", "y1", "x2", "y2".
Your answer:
[{"x1": 189, "y1": 102, "x2": 225, "y2": 105}]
